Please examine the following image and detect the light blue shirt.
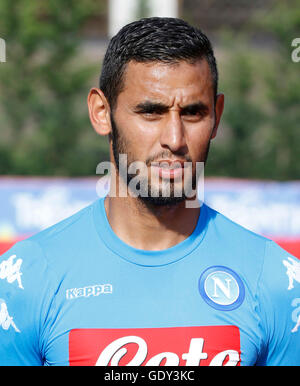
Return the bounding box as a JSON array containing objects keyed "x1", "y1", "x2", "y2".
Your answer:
[{"x1": 0, "y1": 198, "x2": 299, "y2": 366}]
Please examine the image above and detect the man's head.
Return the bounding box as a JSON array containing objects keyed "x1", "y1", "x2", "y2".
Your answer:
[
  {"x1": 88, "y1": 17, "x2": 224, "y2": 207},
  {"x1": 100, "y1": 17, "x2": 219, "y2": 111}
]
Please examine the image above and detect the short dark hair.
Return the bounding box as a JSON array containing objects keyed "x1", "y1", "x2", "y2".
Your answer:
[{"x1": 100, "y1": 17, "x2": 218, "y2": 110}]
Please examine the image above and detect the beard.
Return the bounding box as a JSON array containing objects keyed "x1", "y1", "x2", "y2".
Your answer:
[{"x1": 110, "y1": 113, "x2": 211, "y2": 207}]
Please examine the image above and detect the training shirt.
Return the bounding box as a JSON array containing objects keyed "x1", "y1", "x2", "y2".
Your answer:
[{"x1": 0, "y1": 197, "x2": 299, "y2": 366}]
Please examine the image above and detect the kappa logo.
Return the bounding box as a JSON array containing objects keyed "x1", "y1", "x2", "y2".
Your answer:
[
  {"x1": 0, "y1": 299, "x2": 20, "y2": 333},
  {"x1": 283, "y1": 257, "x2": 300, "y2": 290},
  {"x1": 0, "y1": 254, "x2": 24, "y2": 289},
  {"x1": 292, "y1": 298, "x2": 300, "y2": 333},
  {"x1": 198, "y1": 266, "x2": 245, "y2": 311},
  {"x1": 282, "y1": 257, "x2": 300, "y2": 334},
  {"x1": 291, "y1": 298, "x2": 300, "y2": 334},
  {"x1": 66, "y1": 284, "x2": 113, "y2": 299}
]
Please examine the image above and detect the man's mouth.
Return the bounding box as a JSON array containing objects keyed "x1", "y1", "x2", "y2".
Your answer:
[{"x1": 150, "y1": 160, "x2": 187, "y2": 180}]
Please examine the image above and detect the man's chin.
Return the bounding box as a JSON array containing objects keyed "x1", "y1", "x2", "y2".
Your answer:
[
  {"x1": 137, "y1": 194, "x2": 186, "y2": 207},
  {"x1": 126, "y1": 177, "x2": 197, "y2": 208}
]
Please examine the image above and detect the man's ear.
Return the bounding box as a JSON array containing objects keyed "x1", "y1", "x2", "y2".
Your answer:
[
  {"x1": 211, "y1": 93, "x2": 225, "y2": 139},
  {"x1": 87, "y1": 88, "x2": 112, "y2": 136}
]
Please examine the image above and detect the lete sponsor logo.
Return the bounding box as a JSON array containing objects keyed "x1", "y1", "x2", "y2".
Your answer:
[
  {"x1": 291, "y1": 298, "x2": 300, "y2": 333},
  {"x1": 0, "y1": 254, "x2": 23, "y2": 289},
  {"x1": 0, "y1": 299, "x2": 20, "y2": 333},
  {"x1": 282, "y1": 257, "x2": 300, "y2": 333},
  {"x1": 283, "y1": 257, "x2": 300, "y2": 290},
  {"x1": 69, "y1": 326, "x2": 241, "y2": 366}
]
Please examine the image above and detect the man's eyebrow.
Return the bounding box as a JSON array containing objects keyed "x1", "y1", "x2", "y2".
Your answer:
[
  {"x1": 133, "y1": 101, "x2": 169, "y2": 114},
  {"x1": 133, "y1": 100, "x2": 210, "y2": 115},
  {"x1": 180, "y1": 102, "x2": 209, "y2": 114}
]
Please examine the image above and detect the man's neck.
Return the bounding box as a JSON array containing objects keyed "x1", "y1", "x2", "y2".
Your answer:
[{"x1": 104, "y1": 193, "x2": 200, "y2": 251}]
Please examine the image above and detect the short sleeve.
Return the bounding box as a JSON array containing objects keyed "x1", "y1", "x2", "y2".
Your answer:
[
  {"x1": 0, "y1": 239, "x2": 57, "y2": 366},
  {"x1": 256, "y1": 240, "x2": 300, "y2": 366}
]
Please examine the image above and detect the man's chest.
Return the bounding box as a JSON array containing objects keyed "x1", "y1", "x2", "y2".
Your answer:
[{"x1": 43, "y1": 267, "x2": 260, "y2": 366}]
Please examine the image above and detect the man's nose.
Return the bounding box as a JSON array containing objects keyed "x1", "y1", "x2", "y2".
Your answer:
[{"x1": 159, "y1": 112, "x2": 187, "y2": 154}]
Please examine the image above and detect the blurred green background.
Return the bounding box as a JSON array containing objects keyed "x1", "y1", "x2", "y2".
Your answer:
[{"x1": 0, "y1": 0, "x2": 299, "y2": 179}]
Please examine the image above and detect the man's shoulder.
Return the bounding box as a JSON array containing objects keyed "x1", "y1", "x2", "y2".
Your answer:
[
  {"x1": 203, "y1": 204, "x2": 294, "y2": 283},
  {"x1": 204, "y1": 203, "x2": 268, "y2": 249},
  {"x1": 0, "y1": 199, "x2": 100, "y2": 281},
  {"x1": 204, "y1": 203, "x2": 299, "y2": 305},
  {"x1": 29, "y1": 199, "x2": 98, "y2": 246},
  {"x1": 205, "y1": 203, "x2": 298, "y2": 263}
]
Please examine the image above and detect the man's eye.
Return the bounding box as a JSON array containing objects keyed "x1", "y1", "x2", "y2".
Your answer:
[
  {"x1": 181, "y1": 111, "x2": 205, "y2": 120},
  {"x1": 143, "y1": 110, "x2": 163, "y2": 115},
  {"x1": 182, "y1": 110, "x2": 203, "y2": 116},
  {"x1": 140, "y1": 111, "x2": 163, "y2": 119},
  {"x1": 142, "y1": 113, "x2": 162, "y2": 121}
]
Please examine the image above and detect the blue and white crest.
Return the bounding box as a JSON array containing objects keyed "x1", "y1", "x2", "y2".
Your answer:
[{"x1": 199, "y1": 266, "x2": 245, "y2": 311}]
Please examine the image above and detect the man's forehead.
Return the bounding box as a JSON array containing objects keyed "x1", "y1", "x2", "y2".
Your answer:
[{"x1": 120, "y1": 59, "x2": 214, "y2": 103}]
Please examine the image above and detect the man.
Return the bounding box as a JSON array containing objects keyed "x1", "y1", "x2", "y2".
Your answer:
[{"x1": 0, "y1": 17, "x2": 299, "y2": 366}]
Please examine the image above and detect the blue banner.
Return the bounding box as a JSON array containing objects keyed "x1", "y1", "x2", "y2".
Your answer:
[{"x1": 0, "y1": 177, "x2": 300, "y2": 241}]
